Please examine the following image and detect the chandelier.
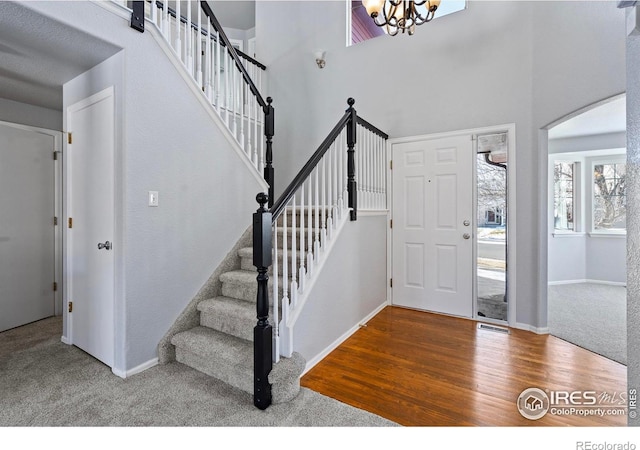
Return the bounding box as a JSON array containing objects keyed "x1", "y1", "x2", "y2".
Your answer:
[{"x1": 362, "y1": 0, "x2": 441, "y2": 36}]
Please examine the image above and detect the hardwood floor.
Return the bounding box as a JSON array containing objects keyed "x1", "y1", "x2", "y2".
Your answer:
[{"x1": 301, "y1": 306, "x2": 627, "y2": 426}]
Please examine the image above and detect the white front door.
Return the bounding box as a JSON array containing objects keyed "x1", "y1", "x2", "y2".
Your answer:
[
  {"x1": 392, "y1": 135, "x2": 474, "y2": 318},
  {"x1": 67, "y1": 87, "x2": 115, "y2": 367},
  {"x1": 0, "y1": 123, "x2": 56, "y2": 331}
]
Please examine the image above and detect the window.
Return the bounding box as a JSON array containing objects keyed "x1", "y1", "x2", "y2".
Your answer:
[
  {"x1": 553, "y1": 162, "x2": 575, "y2": 231},
  {"x1": 593, "y1": 162, "x2": 626, "y2": 231}
]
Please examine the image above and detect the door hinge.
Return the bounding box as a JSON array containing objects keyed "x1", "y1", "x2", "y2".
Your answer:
[
  {"x1": 68, "y1": 301, "x2": 73, "y2": 313},
  {"x1": 53, "y1": 282, "x2": 58, "y2": 292},
  {"x1": 390, "y1": 160, "x2": 393, "y2": 170},
  {"x1": 67, "y1": 133, "x2": 72, "y2": 144},
  {"x1": 390, "y1": 219, "x2": 393, "y2": 228},
  {"x1": 53, "y1": 151, "x2": 58, "y2": 161},
  {"x1": 68, "y1": 217, "x2": 73, "y2": 229},
  {"x1": 390, "y1": 278, "x2": 393, "y2": 288},
  {"x1": 54, "y1": 216, "x2": 58, "y2": 226}
]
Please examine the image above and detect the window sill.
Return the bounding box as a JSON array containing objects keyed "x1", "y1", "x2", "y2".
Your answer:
[
  {"x1": 588, "y1": 232, "x2": 626, "y2": 238},
  {"x1": 552, "y1": 232, "x2": 585, "y2": 238}
]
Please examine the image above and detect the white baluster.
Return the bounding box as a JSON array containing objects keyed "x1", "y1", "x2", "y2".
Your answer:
[
  {"x1": 321, "y1": 154, "x2": 327, "y2": 249},
  {"x1": 204, "y1": 21, "x2": 212, "y2": 102},
  {"x1": 247, "y1": 94, "x2": 254, "y2": 168},
  {"x1": 272, "y1": 221, "x2": 279, "y2": 363},
  {"x1": 314, "y1": 168, "x2": 320, "y2": 262},
  {"x1": 291, "y1": 194, "x2": 298, "y2": 308},
  {"x1": 174, "y1": 1, "x2": 181, "y2": 59},
  {"x1": 196, "y1": 4, "x2": 202, "y2": 86},
  {"x1": 328, "y1": 140, "x2": 334, "y2": 239},
  {"x1": 337, "y1": 129, "x2": 344, "y2": 216},
  {"x1": 307, "y1": 178, "x2": 313, "y2": 275},
  {"x1": 331, "y1": 140, "x2": 337, "y2": 231},
  {"x1": 225, "y1": 51, "x2": 231, "y2": 126},
  {"x1": 150, "y1": 0, "x2": 157, "y2": 23},
  {"x1": 214, "y1": 31, "x2": 220, "y2": 112},
  {"x1": 186, "y1": 1, "x2": 193, "y2": 75},
  {"x1": 281, "y1": 204, "x2": 288, "y2": 355},
  {"x1": 162, "y1": 0, "x2": 168, "y2": 38},
  {"x1": 253, "y1": 99, "x2": 259, "y2": 169},
  {"x1": 233, "y1": 63, "x2": 239, "y2": 141},
  {"x1": 239, "y1": 67, "x2": 245, "y2": 151},
  {"x1": 299, "y1": 184, "x2": 306, "y2": 292},
  {"x1": 259, "y1": 105, "x2": 265, "y2": 171}
]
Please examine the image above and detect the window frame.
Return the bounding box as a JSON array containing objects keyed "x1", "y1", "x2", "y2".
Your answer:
[
  {"x1": 551, "y1": 158, "x2": 582, "y2": 236},
  {"x1": 589, "y1": 156, "x2": 627, "y2": 236}
]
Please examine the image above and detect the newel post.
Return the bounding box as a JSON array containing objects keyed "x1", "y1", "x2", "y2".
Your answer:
[
  {"x1": 130, "y1": 1, "x2": 145, "y2": 33},
  {"x1": 264, "y1": 98, "x2": 275, "y2": 208},
  {"x1": 346, "y1": 98, "x2": 358, "y2": 221},
  {"x1": 253, "y1": 193, "x2": 273, "y2": 410}
]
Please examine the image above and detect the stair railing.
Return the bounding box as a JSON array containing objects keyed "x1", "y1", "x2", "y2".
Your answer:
[
  {"x1": 252, "y1": 98, "x2": 389, "y2": 409},
  {"x1": 132, "y1": 1, "x2": 276, "y2": 200}
]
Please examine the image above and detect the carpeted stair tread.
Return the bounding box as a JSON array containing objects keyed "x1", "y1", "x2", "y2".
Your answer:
[
  {"x1": 220, "y1": 269, "x2": 287, "y2": 302},
  {"x1": 172, "y1": 326, "x2": 253, "y2": 394},
  {"x1": 171, "y1": 326, "x2": 305, "y2": 403},
  {"x1": 198, "y1": 296, "x2": 260, "y2": 341}
]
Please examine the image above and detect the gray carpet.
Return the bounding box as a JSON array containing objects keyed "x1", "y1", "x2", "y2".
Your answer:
[
  {"x1": 0, "y1": 317, "x2": 397, "y2": 427},
  {"x1": 548, "y1": 283, "x2": 626, "y2": 365}
]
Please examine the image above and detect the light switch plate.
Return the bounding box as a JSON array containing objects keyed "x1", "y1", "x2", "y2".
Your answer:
[{"x1": 148, "y1": 191, "x2": 159, "y2": 207}]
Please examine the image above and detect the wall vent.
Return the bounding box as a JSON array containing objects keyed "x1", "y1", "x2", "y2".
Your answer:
[{"x1": 478, "y1": 323, "x2": 510, "y2": 334}]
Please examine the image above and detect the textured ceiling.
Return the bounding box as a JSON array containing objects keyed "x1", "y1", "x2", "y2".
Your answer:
[{"x1": 0, "y1": 2, "x2": 121, "y2": 111}]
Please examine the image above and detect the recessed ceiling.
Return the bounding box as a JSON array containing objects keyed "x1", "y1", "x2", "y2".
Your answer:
[
  {"x1": 0, "y1": 2, "x2": 121, "y2": 111},
  {"x1": 548, "y1": 96, "x2": 626, "y2": 140},
  {"x1": 207, "y1": 1, "x2": 255, "y2": 31}
]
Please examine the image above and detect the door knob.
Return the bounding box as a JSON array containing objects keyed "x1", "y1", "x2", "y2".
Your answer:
[
  {"x1": 97, "y1": 241, "x2": 112, "y2": 250},
  {"x1": 463, "y1": 233, "x2": 470, "y2": 240},
  {"x1": 463, "y1": 220, "x2": 470, "y2": 226}
]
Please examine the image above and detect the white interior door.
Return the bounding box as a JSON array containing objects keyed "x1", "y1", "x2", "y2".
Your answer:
[
  {"x1": 392, "y1": 135, "x2": 474, "y2": 318},
  {"x1": 0, "y1": 123, "x2": 56, "y2": 331},
  {"x1": 67, "y1": 87, "x2": 115, "y2": 367}
]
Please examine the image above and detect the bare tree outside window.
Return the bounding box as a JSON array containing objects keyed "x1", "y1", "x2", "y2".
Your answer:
[
  {"x1": 553, "y1": 162, "x2": 574, "y2": 231},
  {"x1": 593, "y1": 163, "x2": 626, "y2": 230},
  {"x1": 477, "y1": 156, "x2": 506, "y2": 227}
]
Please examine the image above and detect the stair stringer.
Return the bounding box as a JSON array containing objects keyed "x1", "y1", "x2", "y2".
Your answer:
[{"x1": 277, "y1": 207, "x2": 351, "y2": 359}]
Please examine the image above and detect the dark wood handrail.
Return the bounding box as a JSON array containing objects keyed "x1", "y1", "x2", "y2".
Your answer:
[
  {"x1": 270, "y1": 111, "x2": 351, "y2": 222},
  {"x1": 150, "y1": 0, "x2": 266, "y2": 70},
  {"x1": 200, "y1": 1, "x2": 268, "y2": 110}
]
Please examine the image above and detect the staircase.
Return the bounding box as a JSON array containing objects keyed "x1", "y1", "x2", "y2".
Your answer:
[
  {"x1": 169, "y1": 209, "x2": 309, "y2": 403},
  {"x1": 125, "y1": 1, "x2": 389, "y2": 409}
]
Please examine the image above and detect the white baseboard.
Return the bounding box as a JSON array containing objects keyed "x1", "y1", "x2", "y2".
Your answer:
[
  {"x1": 60, "y1": 336, "x2": 71, "y2": 345},
  {"x1": 112, "y1": 357, "x2": 159, "y2": 379},
  {"x1": 548, "y1": 279, "x2": 626, "y2": 287},
  {"x1": 514, "y1": 322, "x2": 549, "y2": 335},
  {"x1": 302, "y1": 301, "x2": 389, "y2": 376}
]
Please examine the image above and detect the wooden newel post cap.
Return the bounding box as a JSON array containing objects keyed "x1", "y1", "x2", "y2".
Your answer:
[{"x1": 256, "y1": 193, "x2": 269, "y2": 211}]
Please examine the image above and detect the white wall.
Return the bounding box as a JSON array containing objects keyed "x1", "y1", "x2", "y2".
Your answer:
[
  {"x1": 294, "y1": 214, "x2": 388, "y2": 367},
  {"x1": 30, "y1": 1, "x2": 266, "y2": 371},
  {"x1": 0, "y1": 97, "x2": 61, "y2": 130}
]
